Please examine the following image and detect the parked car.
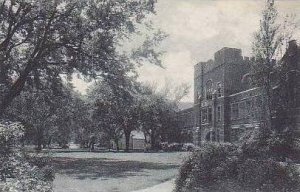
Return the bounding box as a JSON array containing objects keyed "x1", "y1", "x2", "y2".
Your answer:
[
  {"x1": 160, "y1": 142, "x2": 169, "y2": 151},
  {"x1": 166, "y1": 143, "x2": 183, "y2": 152},
  {"x1": 182, "y1": 143, "x2": 196, "y2": 151}
]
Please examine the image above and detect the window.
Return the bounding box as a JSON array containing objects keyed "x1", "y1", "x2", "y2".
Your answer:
[
  {"x1": 239, "y1": 102, "x2": 246, "y2": 119},
  {"x1": 217, "y1": 105, "x2": 222, "y2": 122},
  {"x1": 206, "y1": 80, "x2": 213, "y2": 100},
  {"x1": 217, "y1": 83, "x2": 222, "y2": 97},
  {"x1": 208, "y1": 107, "x2": 212, "y2": 123},
  {"x1": 202, "y1": 108, "x2": 207, "y2": 123},
  {"x1": 216, "y1": 129, "x2": 220, "y2": 142},
  {"x1": 245, "y1": 100, "x2": 252, "y2": 117},
  {"x1": 231, "y1": 103, "x2": 239, "y2": 120}
]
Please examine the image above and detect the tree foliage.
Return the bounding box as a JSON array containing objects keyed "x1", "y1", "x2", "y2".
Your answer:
[
  {"x1": 251, "y1": 0, "x2": 283, "y2": 131},
  {"x1": 175, "y1": 143, "x2": 300, "y2": 192},
  {"x1": 139, "y1": 83, "x2": 190, "y2": 149},
  {"x1": 248, "y1": 0, "x2": 299, "y2": 160},
  {"x1": 88, "y1": 76, "x2": 142, "y2": 151},
  {"x1": 0, "y1": 0, "x2": 157, "y2": 116},
  {"x1": 0, "y1": 122, "x2": 53, "y2": 192}
]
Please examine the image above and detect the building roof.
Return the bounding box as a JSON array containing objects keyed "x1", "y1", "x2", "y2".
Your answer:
[
  {"x1": 131, "y1": 131, "x2": 145, "y2": 140},
  {"x1": 178, "y1": 102, "x2": 193, "y2": 110}
]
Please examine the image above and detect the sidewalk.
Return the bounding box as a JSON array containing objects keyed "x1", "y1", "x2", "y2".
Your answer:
[{"x1": 132, "y1": 179, "x2": 175, "y2": 192}]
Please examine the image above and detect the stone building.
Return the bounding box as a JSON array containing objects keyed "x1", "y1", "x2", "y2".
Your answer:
[{"x1": 178, "y1": 41, "x2": 300, "y2": 145}]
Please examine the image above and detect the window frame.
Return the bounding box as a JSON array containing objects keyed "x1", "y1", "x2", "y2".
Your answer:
[
  {"x1": 205, "y1": 80, "x2": 213, "y2": 100},
  {"x1": 238, "y1": 101, "x2": 246, "y2": 119},
  {"x1": 201, "y1": 108, "x2": 208, "y2": 124},
  {"x1": 217, "y1": 105, "x2": 222, "y2": 122},
  {"x1": 216, "y1": 82, "x2": 223, "y2": 97},
  {"x1": 231, "y1": 103, "x2": 239, "y2": 120},
  {"x1": 208, "y1": 107, "x2": 212, "y2": 123}
]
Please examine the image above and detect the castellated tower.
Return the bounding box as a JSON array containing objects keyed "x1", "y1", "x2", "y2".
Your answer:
[
  {"x1": 179, "y1": 43, "x2": 300, "y2": 145},
  {"x1": 193, "y1": 47, "x2": 258, "y2": 143}
]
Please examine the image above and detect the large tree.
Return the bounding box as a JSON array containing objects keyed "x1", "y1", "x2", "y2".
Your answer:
[
  {"x1": 7, "y1": 82, "x2": 76, "y2": 150},
  {"x1": 251, "y1": 0, "x2": 283, "y2": 131},
  {"x1": 88, "y1": 81, "x2": 123, "y2": 150},
  {"x1": 139, "y1": 83, "x2": 190, "y2": 150},
  {"x1": 251, "y1": 0, "x2": 296, "y2": 131},
  {"x1": 88, "y1": 80, "x2": 141, "y2": 152},
  {"x1": 244, "y1": 0, "x2": 299, "y2": 160},
  {"x1": 0, "y1": 0, "x2": 157, "y2": 116}
]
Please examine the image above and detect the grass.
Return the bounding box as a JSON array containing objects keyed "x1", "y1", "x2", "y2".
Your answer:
[
  {"x1": 52, "y1": 157, "x2": 178, "y2": 180},
  {"x1": 52, "y1": 152, "x2": 190, "y2": 192}
]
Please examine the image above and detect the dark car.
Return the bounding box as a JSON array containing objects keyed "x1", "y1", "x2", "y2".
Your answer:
[{"x1": 166, "y1": 143, "x2": 183, "y2": 152}]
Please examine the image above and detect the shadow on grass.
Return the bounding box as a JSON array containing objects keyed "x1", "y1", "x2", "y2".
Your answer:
[{"x1": 52, "y1": 157, "x2": 178, "y2": 180}]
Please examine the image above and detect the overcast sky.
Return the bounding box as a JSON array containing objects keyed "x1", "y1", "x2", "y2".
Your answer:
[{"x1": 74, "y1": 0, "x2": 300, "y2": 102}]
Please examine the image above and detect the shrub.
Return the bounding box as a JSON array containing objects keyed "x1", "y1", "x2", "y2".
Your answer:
[
  {"x1": 1, "y1": 152, "x2": 53, "y2": 192},
  {"x1": 174, "y1": 143, "x2": 240, "y2": 192},
  {"x1": 174, "y1": 143, "x2": 300, "y2": 192},
  {"x1": 238, "y1": 159, "x2": 300, "y2": 192},
  {"x1": 241, "y1": 128, "x2": 300, "y2": 161},
  {"x1": 0, "y1": 121, "x2": 54, "y2": 192}
]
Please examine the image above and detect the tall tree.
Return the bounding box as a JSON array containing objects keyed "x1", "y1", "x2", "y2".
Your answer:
[
  {"x1": 251, "y1": 0, "x2": 295, "y2": 132},
  {"x1": 139, "y1": 83, "x2": 190, "y2": 149},
  {"x1": 88, "y1": 81, "x2": 123, "y2": 150},
  {"x1": 0, "y1": 0, "x2": 157, "y2": 116},
  {"x1": 251, "y1": 0, "x2": 282, "y2": 132},
  {"x1": 7, "y1": 82, "x2": 75, "y2": 150},
  {"x1": 244, "y1": 0, "x2": 299, "y2": 160}
]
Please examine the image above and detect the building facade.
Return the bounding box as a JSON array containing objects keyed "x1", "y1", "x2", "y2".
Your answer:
[{"x1": 178, "y1": 41, "x2": 300, "y2": 145}]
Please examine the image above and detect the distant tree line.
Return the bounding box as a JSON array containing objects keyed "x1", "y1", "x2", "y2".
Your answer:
[{"x1": 88, "y1": 80, "x2": 190, "y2": 152}]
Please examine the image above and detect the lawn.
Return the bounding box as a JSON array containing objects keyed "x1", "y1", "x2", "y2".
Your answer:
[{"x1": 52, "y1": 152, "x2": 190, "y2": 192}]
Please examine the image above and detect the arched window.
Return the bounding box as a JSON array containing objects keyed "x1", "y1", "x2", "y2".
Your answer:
[{"x1": 205, "y1": 80, "x2": 213, "y2": 100}]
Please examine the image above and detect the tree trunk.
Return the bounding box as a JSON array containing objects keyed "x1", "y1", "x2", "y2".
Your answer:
[
  {"x1": 47, "y1": 136, "x2": 52, "y2": 148},
  {"x1": 124, "y1": 130, "x2": 131, "y2": 152},
  {"x1": 36, "y1": 139, "x2": 43, "y2": 151},
  {"x1": 150, "y1": 132, "x2": 156, "y2": 150},
  {"x1": 88, "y1": 142, "x2": 94, "y2": 151},
  {"x1": 36, "y1": 126, "x2": 44, "y2": 151},
  {"x1": 261, "y1": 75, "x2": 273, "y2": 133},
  {"x1": 114, "y1": 138, "x2": 120, "y2": 151},
  {"x1": 0, "y1": 63, "x2": 34, "y2": 117}
]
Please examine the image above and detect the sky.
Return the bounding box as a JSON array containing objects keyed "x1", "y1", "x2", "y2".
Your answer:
[{"x1": 74, "y1": 0, "x2": 300, "y2": 102}]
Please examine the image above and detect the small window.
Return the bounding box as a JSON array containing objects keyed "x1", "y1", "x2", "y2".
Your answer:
[
  {"x1": 239, "y1": 102, "x2": 246, "y2": 119},
  {"x1": 245, "y1": 100, "x2": 252, "y2": 117},
  {"x1": 202, "y1": 108, "x2": 208, "y2": 123},
  {"x1": 217, "y1": 83, "x2": 222, "y2": 97},
  {"x1": 231, "y1": 103, "x2": 239, "y2": 120},
  {"x1": 208, "y1": 107, "x2": 212, "y2": 123},
  {"x1": 217, "y1": 105, "x2": 222, "y2": 122},
  {"x1": 206, "y1": 80, "x2": 213, "y2": 100}
]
